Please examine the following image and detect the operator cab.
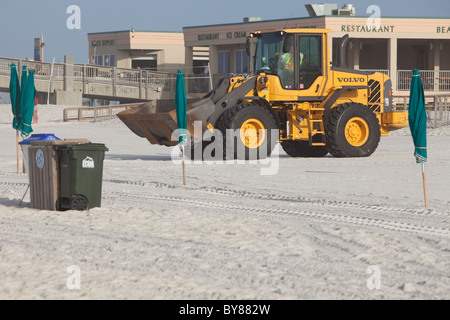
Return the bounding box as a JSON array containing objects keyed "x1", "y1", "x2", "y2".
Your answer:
[{"x1": 250, "y1": 30, "x2": 324, "y2": 92}]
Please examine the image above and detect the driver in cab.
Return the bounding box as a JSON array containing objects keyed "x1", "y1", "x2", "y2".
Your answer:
[{"x1": 277, "y1": 35, "x2": 304, "y2": 89}]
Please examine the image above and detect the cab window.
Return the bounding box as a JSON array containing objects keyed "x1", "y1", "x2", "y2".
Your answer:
[{"x1": 298, "y1": 35, "x2": 322, "y2": 90}]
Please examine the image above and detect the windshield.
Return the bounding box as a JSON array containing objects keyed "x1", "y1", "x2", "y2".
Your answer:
[{"x1": 255, "y1": 32, "x2": 284, "y2": 75}]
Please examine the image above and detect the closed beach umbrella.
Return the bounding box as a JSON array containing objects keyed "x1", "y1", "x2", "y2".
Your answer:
[
  {"x1": 408, "y1": 69, "x2": 428, "y2": 207},
  {"x1": 20, "y1": 65, "x2": 27, "y2": 96},
  {"x1": 175, "y1": 70, "x2": 188, "y2": 185},
  {"x1": 18, "y1": 65, "x2": 27, "y2": 134},
  {"x1": 9, "y1": 64, "x2": 21, "y2": 129},
  {"x1": 175, "y1": 70, "x2": 188, "y2": 145},
  {"x1": 10, "y1": 64, "x2": 22, "y2": 173},
  {"x1": 19, "y1": 69, "x2": 36, "y2": 137}
]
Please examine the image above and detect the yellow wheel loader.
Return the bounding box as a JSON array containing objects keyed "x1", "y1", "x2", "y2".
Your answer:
[{"x1": 118, "y1": 29, "x2": 408, "y2": 160}]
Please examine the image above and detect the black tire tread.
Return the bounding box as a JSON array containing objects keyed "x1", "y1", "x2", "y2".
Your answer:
[
  {"x1": 215, "y1": 103, "x2": 277, "y2": 160},
  {"x1": 325, "y1": 102, "x2": 381, "y2": 158},
  {"x1": 281, "y1": 140, "x2": 328, "y2": 158}
]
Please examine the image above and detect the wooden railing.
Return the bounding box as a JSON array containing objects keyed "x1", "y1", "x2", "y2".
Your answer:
[
  {"x1": 398, "y1": 70, "x2": 450, "y2": 91},
  {"x1": 0, "y1": 57, "x2": 170, "y2": 86},
  {"x1": 0, "y1": 57, "x2": 212, "y2": 98},
  {"x1": 393, "y1": 94, "x2": 450, "y2": 128},
  {"x1": 63, "y1": 104, "x2": 139, "y2": 122}
]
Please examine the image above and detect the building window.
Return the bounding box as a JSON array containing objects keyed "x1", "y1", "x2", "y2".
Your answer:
[
  {"x1": 94, "y1": 55, "x2": 103, "y2": 66},
  {"x1": 235, "y1": 50, "x2": 248, "y2": 74},
  {"x1": 104, "y1": 54, "x2": 115, "y2": 67},
  {"x1": 298, "y1": 35, "x2": 322, "y2": 90},
  {"x1": 132, "y1": 60, "x2": 157, "y2": 71},
  {"x1": 91, "y1": 55, "x2": 115, "y2": 66},
  {"x1": 218, "y1": 51, "x2": 230, "y2": 75}
]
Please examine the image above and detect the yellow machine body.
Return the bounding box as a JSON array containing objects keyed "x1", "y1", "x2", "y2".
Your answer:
[
  {"x1": 118, "y1": 29, "x2": 408, "y2": 159},
  {"x1": 232, "y1": 29, "x2": 407, "y2": 145}
]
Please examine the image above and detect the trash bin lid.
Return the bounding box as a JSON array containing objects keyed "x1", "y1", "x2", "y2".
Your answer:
[
  {"x1": 55, "y1": 143, "x2": 109, "y2": 152},
  {"x1": 19, "y1": 134, "x2": 61, "y2": 145},
  {"x1": 71, "y1": 143, "x2": 109, "y2": 152}
]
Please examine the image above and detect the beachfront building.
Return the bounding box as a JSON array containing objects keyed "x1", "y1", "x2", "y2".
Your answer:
[
  {"x1": 87, "y1": 30, "x2": 185, "y2": 73},
  {"x1": 183, "y1": 10, "x2": 450, "y2": 96}
]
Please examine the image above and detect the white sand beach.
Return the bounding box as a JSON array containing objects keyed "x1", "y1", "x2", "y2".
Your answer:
[{"x1": 0, "y1": 103, "x2": 449, "y2": 300}]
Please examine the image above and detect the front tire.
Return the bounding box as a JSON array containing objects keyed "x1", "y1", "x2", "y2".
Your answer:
[
  {"x1": 216, "y1": 103, "x2": 278, "y2": 160},
  {"x1": 325, "y1": 103, "x2": 381, "y2": 158}
]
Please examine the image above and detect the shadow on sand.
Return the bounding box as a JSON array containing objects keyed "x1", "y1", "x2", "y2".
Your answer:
[
  {"x1": 0, "y1": 197, "x2": 31, "y2": 208},
  {"x1": 106, "y1": 153, "x2": 334, "y2": 161},
  {"x1": 106, "y1": 154, "x2": 174, "y2": 161}
]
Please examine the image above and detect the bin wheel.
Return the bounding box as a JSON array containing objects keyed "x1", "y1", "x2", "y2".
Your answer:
[{"x1": 71, "y1": 196, "x2": 89, "y2": 211}]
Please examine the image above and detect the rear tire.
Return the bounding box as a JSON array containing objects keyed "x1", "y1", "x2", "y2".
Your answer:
[
  {"x1": 281, "y1": 140, "x2": 329, "y2": 157},
  {"x1": 216, "y1": 103, "x2": 278, "y2": 160},
  {"x1": 325, "y1": 103, "x2": 381, "y2": 158}
]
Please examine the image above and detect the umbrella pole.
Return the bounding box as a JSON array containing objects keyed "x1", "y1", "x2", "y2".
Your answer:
[
  {"x1": 19, "y1": 184, "x2": 30, "y2": 207},
  {"x1": 181, "y1": 145, "x2": 187, "y2": 186},
  {"x1": 422, "y1": 163, "x2": 429, "y2": 208},
  {"x1": 16, "y1": 130, "x2": 20, "y2": 174}
]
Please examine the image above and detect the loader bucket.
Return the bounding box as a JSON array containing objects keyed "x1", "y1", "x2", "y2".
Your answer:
[{"x1": 117, "y1": 98, "x2": 216, "y2": 147}]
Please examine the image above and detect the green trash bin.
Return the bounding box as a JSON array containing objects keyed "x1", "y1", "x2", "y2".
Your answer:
[{"x1": 56, "y1": 143, "x2": 109, "y2": 211}]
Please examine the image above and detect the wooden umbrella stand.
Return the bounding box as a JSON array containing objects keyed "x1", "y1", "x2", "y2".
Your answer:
[
  {"x1": 16, "y1": 130, "x2": 20, "y2": 174},
  {"x1": 422, "y1": 163, "x2": 429, "y2": 208}
]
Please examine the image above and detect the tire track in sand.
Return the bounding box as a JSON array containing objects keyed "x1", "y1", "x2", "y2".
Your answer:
[
  {"x1": 104, "y1": 179, "x2": 448, "y2": 218},
  {"x1": 103, "y1": 191, "x2": 450, "y2": 238}
]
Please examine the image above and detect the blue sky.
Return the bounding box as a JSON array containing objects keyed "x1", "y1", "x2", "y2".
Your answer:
[{"x1": 0, "y1": 0, "x2": 449, "y2": 64}]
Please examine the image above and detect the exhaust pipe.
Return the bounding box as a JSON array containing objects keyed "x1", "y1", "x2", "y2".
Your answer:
[{"x1": 334, "y1": 34, "x2": 349, "y2": 69}]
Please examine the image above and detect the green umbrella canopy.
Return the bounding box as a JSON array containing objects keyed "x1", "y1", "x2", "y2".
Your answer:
[
  {"x1": 9, "y1": 64, "x2": 21, "y2": 130},
  {"x1": 19, "y1": 69, "x2": 36, "y2": 138},
  {"x1": 175, "y1": 70, "x2": 188, "y2": 146},
  {"x1": 408, "y1": 69, "x2": 427, "y2": 163},
  {"x1": 18, "y1": 65, "x2": 28, "y2": 132},
  {"x1": 20, "y1": 65, "x2": 27, "y2": 94}
]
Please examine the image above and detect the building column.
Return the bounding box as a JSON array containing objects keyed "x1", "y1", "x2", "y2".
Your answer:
[
  {"x1": 209, "y1": 45, "x2": 218, "y2": 86},
  {"x1": 388, "y1": 38, "x2": 398, "y2": 92},
  {"x1": 434, "y1": 40, "x2": 441, "y2": 92},
  {"x1": 184, "y1": 46, "x2": 193, "y2": 93},
  {"x1": 434, "y1": 41, "x2": 441, "y2": 71},
  {"x1": 56, "y1": 55, "x2": 82, "y2": 106},
  {"x1": 230, "y1": 49, "x2": 236, "y2": 74},
  {"x1": 64, "y1": 55, "x2": 74, "y2": 92},
  {"x1": 185, "y1": 46, "x2": 194, "y2": 74}
]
